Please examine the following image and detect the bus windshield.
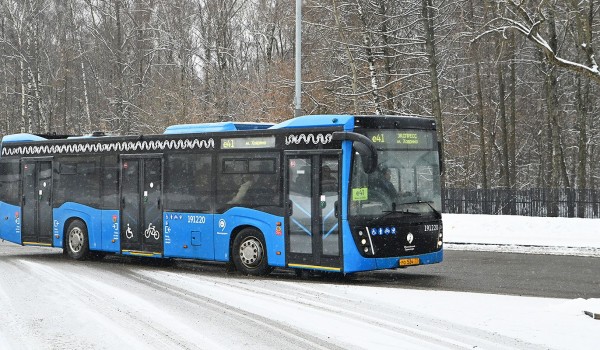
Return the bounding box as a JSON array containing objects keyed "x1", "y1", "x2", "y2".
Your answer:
[{"x1": 349, "y1": 129, "x2": 442, "y2": 220}]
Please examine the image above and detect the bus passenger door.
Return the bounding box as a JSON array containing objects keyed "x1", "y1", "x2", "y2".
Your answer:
[
  {"x1": 120, "y1": 156, "x2": 163, "y2": 255},
  {"x1": 21, "y1": 160, "x2": 53, "y2": 245},
  {"x1": 285, "y1": 153, "x2": 341, "y2": 271}
]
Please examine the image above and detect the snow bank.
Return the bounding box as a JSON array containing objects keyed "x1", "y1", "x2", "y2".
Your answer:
[{"x1": 443, "y1": 214, "x2": 600, "y2": 256}]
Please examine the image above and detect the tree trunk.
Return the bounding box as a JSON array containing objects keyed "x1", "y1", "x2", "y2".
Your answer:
[
  {"x1": 377, "y1": 0, "x2": 394, "y2": 112},
  {"x1": 331, "y1": 0, "x2": 358, "y2": 113},
  {"x1": 356, "y1": 0, "x2": 383, "y2": 115},
  {"x1": 497, "y1": 57, "x2": 510, "y2": 190},
  {"x1": 20, "y1": 58, "x2": 27, "y2": 133},
  {"x1": 509, "y1": 32, "x2": 517, "y2": 189},
  {"x1": 470, "y1": 0, "x2": 488, "y2": 190},
  {"x1": 115, "y1": 0, "x2": 127, "y2": 133},
  {"x1": 421, "y1": 0, "x2": 445, "y2": 186},
  {"x1": 576, "y1": 74, "x2": 589, "y2": 217},
  {"x1": 70, "y1": 0, "x2": 92, "y2": 132}
]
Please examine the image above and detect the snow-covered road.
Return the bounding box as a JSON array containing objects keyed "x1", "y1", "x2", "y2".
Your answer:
[
  {"x1": 0, "y1": 244, "x2": 598, "y2": 350},
  {"x1": 1, "y1": 213, "x2": 599, "y2": 349}
]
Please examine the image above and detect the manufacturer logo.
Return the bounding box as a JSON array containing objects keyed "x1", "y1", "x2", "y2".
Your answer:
[{"x1": 406, "y1": 233, "x2": 414, "y2": 244}]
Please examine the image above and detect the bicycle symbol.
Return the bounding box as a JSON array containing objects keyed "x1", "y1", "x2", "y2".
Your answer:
[
  {"x1": 144, "y1": 223, "x2": 160, "y2": 240},
  {"x1": 125, "y1": 224, "x2": 134, "y2": 239}
]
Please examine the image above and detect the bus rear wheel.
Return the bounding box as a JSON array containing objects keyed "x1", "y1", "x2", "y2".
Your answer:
[
  {"x1": 232, "y1": 228, "x2": 272, "y2": 276},
  {"x1": 65, "y1": 220, "x2": 90, "y2": 261}
]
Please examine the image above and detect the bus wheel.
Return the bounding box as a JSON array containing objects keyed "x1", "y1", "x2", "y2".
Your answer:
[
  {"x1": 232, "y1": 228, "x2": 272, "y2": 276},
  {"x1": 65, "y1": 220, "x2": 90, "y2": 261}
]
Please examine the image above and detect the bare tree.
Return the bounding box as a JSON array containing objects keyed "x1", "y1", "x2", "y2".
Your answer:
[{"x1": 483, "y1": 0, "x2": 600, "y2": 84}]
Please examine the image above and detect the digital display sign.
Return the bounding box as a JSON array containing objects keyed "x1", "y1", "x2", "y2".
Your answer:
[
  {"x1": 221, "y1": 136, "x2": 276, "y2": 149},
  {"x1": 364, "y1": 130, "x2": 434, "y2": 149}
]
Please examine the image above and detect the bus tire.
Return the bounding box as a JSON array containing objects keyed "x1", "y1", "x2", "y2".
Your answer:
[
  {"x1": 65, "y1": 220, "x2": 90, "y2": 261},
  {"x1": 232, "y1": 228, "x2": 272, "y2": 276}
]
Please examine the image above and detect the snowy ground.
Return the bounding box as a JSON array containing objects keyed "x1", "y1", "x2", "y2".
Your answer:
[
  {"x1": 441, "y1": 214, "x2": 600, "y2": 349},
  {"x1": 0, "y1": 214, "x2": 599, "y2": 349},
  {"x1": 444, "y1": 213, "x2": 600, "y2": 257}
]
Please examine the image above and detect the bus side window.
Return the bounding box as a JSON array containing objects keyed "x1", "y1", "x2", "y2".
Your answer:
[
  {"x1": 0, "y1": 160, "x2": 20, "y2": 206},
  {"x1": 164, "y1": 154, "x2": 212, "y2": 212},
  {"x1": 101, "y1": 156, "x2": 119, "y2": 208},
  {"x1": 217, "y1": 154, "x2": 280, "y2": 210},
  {"x1": 54, "y1": 158, "x2": 100, "y2": 207}
]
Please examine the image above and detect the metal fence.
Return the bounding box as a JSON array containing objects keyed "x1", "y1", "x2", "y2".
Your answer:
[{"x1": 443, "y1": 188, "x2": 600, "y2": 218}]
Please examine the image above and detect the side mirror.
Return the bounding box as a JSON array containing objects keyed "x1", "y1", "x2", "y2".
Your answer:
[{"x1": 332, "y1": 131, "x2": 378, "y2": 174}]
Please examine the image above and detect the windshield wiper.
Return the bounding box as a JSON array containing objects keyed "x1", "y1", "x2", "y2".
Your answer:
[
  {"x1": 399, "y1": 200, "x2": 442, "y2": 219},
  {"x1": 373, "y1": 203, "x2": 421, "y2": 221}
]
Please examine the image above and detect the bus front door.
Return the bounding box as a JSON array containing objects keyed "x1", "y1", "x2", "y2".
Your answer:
[
  {"x1": 21, "y1": 160, "x2": 53, "y2": 246},
  {"x1": 120, "y1": 156, "x2": 163, "y2": 255},
  {"x1": 285, "y1": 154, "x2": 341, "y2": 272}
]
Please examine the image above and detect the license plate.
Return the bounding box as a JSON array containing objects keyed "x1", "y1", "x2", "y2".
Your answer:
[{"x1": 399, "y1": 258, "x2": 420, "y2": 267}]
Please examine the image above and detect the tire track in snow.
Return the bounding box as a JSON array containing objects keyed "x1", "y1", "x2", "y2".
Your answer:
[
  {"x1": 138, "y1": 270, "x2": 549, "y2": 350},
  {"x1": 132, "y1": 270, "x2": 457, "y2": 349},
  {"x1": 14, "y1": 259, "x2": 225, "y2": 349},
  {"x1": 113, "y1": 267, "x2": 346, "y2": 350}
]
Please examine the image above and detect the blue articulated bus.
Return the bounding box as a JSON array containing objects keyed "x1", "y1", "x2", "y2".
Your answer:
[{"x1": 0, "y1": 115, "x2": 443, "y2": 275}]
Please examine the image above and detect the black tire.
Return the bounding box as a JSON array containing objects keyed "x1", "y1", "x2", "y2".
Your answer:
[
  {"x1": 232, "y1": 228, "x2": 272, "y2": 276},
  {"x1": 65, "y1": 220, "x2": 90, "y2": 260}
]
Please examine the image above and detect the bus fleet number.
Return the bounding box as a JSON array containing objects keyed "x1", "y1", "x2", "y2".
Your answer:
[{"x1": 188, "y1": 215, "x2": 206, "y2": 224}]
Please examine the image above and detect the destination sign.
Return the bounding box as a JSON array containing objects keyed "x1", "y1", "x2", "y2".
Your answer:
[
  {"x1": 221, "y1": 136, "x2": 275, "y2": 149},
  {"x1": 364, "y1": 130, "x2": 434, "y2": 149}
]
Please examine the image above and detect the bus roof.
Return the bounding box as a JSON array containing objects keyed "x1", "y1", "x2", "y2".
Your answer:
[
  {"x1": 164, "y1": 122, "x2": 273, "y2": 134},
  {"x1": 270, "y1": 115, "x2": 355, "y2": 130},
  {"x1": 1, "y1": 115, "x2": 435, "y2": 146},
  {"x1": 1, "y1": 133, "x2": 48, "y2": 143}
]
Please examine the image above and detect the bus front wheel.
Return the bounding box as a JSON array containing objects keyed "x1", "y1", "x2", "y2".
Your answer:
[
  {"x1": 65, "y1": 220, "x2": 90, "y2": 261},
  {"x1": 232, "y1": 228, "x2": 272, "y2": 276}
]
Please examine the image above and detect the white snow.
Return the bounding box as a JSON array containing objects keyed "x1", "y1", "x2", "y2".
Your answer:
[
  {"x1": 444, "y1": 213, "x2": 600, "y2": 256},
  {"x1": 0, "y1": 214, "x2": 598, "y2": 349}
]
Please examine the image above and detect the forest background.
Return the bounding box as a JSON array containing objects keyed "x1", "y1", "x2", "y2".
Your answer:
[{"x1": 1, "y1": 0, "x2": 599, "y2": 198}]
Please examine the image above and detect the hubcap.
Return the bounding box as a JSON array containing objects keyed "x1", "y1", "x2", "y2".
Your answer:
[
  {"x1": 69, "y1": 227, "x2": 84, "y2": 253},
  {"x1": 239, "y1": 237, "x2": 263, "y2": 268}
]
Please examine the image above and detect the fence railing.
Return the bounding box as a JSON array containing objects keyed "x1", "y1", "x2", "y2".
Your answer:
[{"x1": 442, "y1": 188, "x2": 600, "y2": 218}]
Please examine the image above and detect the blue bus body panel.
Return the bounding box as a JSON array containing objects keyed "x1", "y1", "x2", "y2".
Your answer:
[
  {"x1": 53, "y1": 203, "x2": 119, "y2": 252},
  {"x1": 0, "y1": 202, "x2": 21, "y2": 244},
  {"x1": 270, "y1": 115, "x2": 354, "y2": 130},
  {"x1": 375, "y1": 250, "x2": 443, "y2": 270},
  {"x1": 100, "y1": 210, "x2": 121, "y2": 252},
  {"x1": 342, "y1": 219, "x2": 378, "y2": 273},
  {"x1": 1, "y1": 133, "x2": 47, "y2": 143},
  {"x1": 163, "y1": 212, "x2": 215, "y2": 260},
  {"x1": 213, "y1": 208, "x2": 285, "y2": 267},
  {"x1": 164, "y1": 122, "x2": 273, "y2": 134}
]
